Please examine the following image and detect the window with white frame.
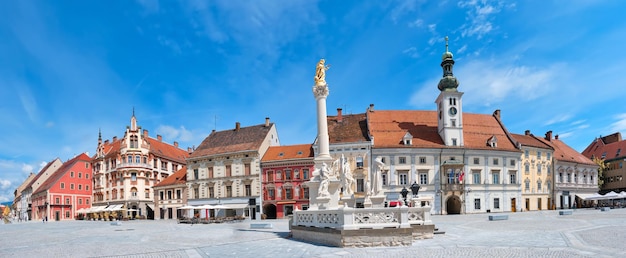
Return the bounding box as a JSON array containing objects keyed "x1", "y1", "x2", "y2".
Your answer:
[
  {"x1": 399, "y1": 172, "x2": 408, "y2": 185},
  {"x1": 492, "y1": 171, "x2": 500, "y2": 184},
  {"x1": 419, "y1": 172, "x2": 428, "y2": 185},
  {"x1": 399, "y1": 157, "x2": 407, "y2": 164},
  {"x1": 473, "y1": 171, "x2": 481, "y2": 184},
  {"x1": 524, "y1": 179, "x2": 530, "y2": 190},
  {"x1": 382, "y1": 173, "x2": 387, "y2": 186},
  {"x1": 509, "y1": 172, "x2": 516, "y2": 184},
  {"x1": 474, "y1": 198, "x2": 481, "y2": 210},
  {"x1": 494, "y1": 198, "x2": 500, "y2": 209},
  {"x1": 419, "y1": 157, "x2": 426, "y2": 164}
]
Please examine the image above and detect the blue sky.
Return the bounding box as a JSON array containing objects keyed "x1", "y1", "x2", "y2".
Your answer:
[{"x1": 1, "y1": 0, "x2": 625, "y2": 202}]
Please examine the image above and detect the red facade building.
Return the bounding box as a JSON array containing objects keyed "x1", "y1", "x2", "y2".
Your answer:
[
  {"x1": 31, "y1": 153, "x2": 93, "y2": 221},
  {"x1": 261, "y1": 144, "x2": 314, "y2": 219}
]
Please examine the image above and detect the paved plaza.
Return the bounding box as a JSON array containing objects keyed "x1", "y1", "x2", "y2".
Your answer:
[{"x1": 2, "y1": 208, "x2": 626, "y2": 257}]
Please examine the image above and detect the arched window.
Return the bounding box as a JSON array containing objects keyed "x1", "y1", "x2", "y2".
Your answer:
[{"x1": 131, "y1": 187, "x2": 138, "y2": 197}]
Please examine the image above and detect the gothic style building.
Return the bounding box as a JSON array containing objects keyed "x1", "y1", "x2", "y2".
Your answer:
[{"x1": 92, "y1": 113, "x2": 189, "y2": 219}]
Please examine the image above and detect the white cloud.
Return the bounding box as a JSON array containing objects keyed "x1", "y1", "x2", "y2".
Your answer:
[
  {"x1": 21, "y1": 164, "x2": 33, "y2": 174},
  {"x1": 409, "y1": 59, "x2": 564, "y2": 109},
  {"x1": 156, "y1": 125, "x2": 194, "y2": 143},
  {"x1": 544, "y1": 114, "x2": 573, "y2": 126},
  {"x1": 609, "y1": 113, "x2": 626, "y2": 133},
  {"x1": 408, "y1": 19, "x2": 423, "y2": 28},
  {"x1": 457, "y1": 0, "x2": 507, "y2": 39},
  {"x1": 403, "y1": 47, "x2": 419, "y2": 58},
  {"x1": 0, "y1": 179, "x2": 11, "y2": 190}
]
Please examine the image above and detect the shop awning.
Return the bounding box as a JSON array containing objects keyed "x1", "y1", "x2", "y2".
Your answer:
[
  {"x1": 223, "y1": 203, "x2": 249, "y2": 209},
  {"x1": 145, "y1": 203, "x2": 155, "y2": 211},
  {"x1": 105, "y1": 204, "x2": 124, "y2": 211},
  {"x1": 575, "y1": 193, "x2": 597, "y2": 200}
]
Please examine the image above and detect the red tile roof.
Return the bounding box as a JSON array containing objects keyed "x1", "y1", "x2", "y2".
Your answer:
[
  {"x1": 146, "y1": 137, "x2": 189, "y2": 163},
  {"x1": 367, "y1": 110, "x2": 519, "y2": 151},
  {"x1": 95, "y1": 136, "x2": 188, "y2": 163},
  {"x1": 154, "y1": 166, "x2": 187, "y2": 187},
  {"x1": 536, "y1": 137, "x2": 596, "y2": 165},
  {"x1": 327, "y1": 113, "x2": 370, "y2": 144},
  {"x1": 511, "y1": 133, "x2": 553, "y2": 150},
  {"x1": 33, "y1": 153, "x2": 92, "y2": 195},
  {"x1": 190, "y1": 123, "x2": 275, "y2": 158},
  {"x1": 262, "y1": 144, "x2": 314, "y2": 162},
  {"x1": 582, "y1": 132, "x2": 626, "y2": 161}
]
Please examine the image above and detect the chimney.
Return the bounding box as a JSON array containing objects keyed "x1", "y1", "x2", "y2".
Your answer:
[
  {"x1": 493, "y1": 109, "x2": 501, "y2": 120},
  {"x1": 113, "y1": 136, "x2": 117, "y2": 142},
  {"x1": 143, "y1": 129, "x2": 148, "y2": 137},
  {"x1": 265, "y1": 117, "x2": 270, "y2": 127},
  {"x1": 187, "y1": 147, "x2": 192, "y2": 153},
  {"x1": 555, "y1": 134, "x2": 559, "y2": 140},
  {"x1": 235, "y1": 122, "x2": 241, "y2": 131},
  {"x1": 545, "y1": 131, "x2": 553, "y2": 141},
  {"x1": 525, "y1": 130, "x2": 530, "y2": 136},
  {"x1": 174, "y1": 141, "x2": 178, "y2": 147},
  {"x1": 211, "y1": 129, "x2": 216, "y2": 133},
  {"x1": 105, "y1": 140, "x2": 110, "y2": 144},
  {"x1": 369, "y1": 104, "x2": 374, "y2": 112},
  {"x1": 157, "y1": 135, "x2": 162, "y2": 141},
  {"x1": 337, "y1": 108, "x2": 343, "y2": 123}
]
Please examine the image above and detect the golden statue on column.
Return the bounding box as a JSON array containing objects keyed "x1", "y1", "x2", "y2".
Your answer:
[{"x1": 314, "y1": 59, "x2": 330, "y2": 85}]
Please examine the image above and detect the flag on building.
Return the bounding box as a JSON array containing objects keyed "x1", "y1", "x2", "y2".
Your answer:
[{"x1": 458, "y1": 171, "x2": 465, "y2": 183}]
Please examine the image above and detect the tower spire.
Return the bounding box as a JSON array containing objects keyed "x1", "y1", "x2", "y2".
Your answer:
[
  {"x1": 437, "y1": 36, "x2": 459, "y2": 92},
  {"x1": 98, "y1": 128, "x2": 102, "y2": 143}
]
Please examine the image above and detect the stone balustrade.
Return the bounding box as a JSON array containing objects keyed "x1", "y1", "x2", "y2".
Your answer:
[{"x1": 293, "y1": 205, "x2": 431, "y2": 230}]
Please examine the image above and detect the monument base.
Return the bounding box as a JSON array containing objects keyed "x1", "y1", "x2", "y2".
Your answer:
[{"x1": 291, "y1": 225, "x2": 413, "y2": 247}]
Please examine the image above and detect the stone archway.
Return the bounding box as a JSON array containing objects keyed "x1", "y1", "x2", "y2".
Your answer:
[
  {"x1": 446, "y1": 195, "x2": 462, "y2": 214},
  {"x1": 264, "y1": 204, "x2": 277, "y2": 219}
]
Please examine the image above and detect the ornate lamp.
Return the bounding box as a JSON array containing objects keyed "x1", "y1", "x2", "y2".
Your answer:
[
  {"x1": 400, "y1": 186, "x2": 409, "y2": 206},
  {"x1": 410, "y1": 181, "x2": 421, "y2": 197}
]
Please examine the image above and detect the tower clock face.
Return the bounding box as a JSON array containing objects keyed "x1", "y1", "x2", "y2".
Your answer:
[{"x1": 449, "y1": 107, "x2": 457, "y2": 116}]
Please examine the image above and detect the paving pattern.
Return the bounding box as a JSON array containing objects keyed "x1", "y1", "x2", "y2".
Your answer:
[{"x1": 2, "y1": 208, "x2": 626, "y2": 257}]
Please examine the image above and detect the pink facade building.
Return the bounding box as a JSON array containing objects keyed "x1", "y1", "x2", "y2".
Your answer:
[
  {"x1": 31, "y1": 153, "x2": 93, "y2": 221},
  {"x1": 261, "y1": 144, "x2": 314, "y2": 219}
]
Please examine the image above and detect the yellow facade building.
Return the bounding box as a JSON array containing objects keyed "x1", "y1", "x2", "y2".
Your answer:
[{"x1": 512, "y1": 131, "x2": 554, "y2": 211}]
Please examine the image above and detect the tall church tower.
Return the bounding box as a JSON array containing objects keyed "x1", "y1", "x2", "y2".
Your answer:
[{"x1": 435, "y1": 37, "x2": 464, "y2": 147}]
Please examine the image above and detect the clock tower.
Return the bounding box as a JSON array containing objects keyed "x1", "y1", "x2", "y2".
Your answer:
[{"x1": 436, "y1": 37, "x2": 464, "y2": 147}]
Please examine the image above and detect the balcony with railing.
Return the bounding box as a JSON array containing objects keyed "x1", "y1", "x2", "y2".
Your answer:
[{"x1": 118, "y1": 162, "x2": 153, "y2": 170}]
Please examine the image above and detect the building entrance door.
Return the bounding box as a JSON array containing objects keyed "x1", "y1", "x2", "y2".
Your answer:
[
  {"x1": 511, "y1": 198, "x2": 516, "y2": 212},
  {"x1": 55, "y1": 211, "x2": 60, "y2": 221},
  {"x1": 446, "y1": 195, "x2": 461, "y2": 214}
]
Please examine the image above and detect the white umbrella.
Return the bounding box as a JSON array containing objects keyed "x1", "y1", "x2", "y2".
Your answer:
[
  {"x1": 177, "y1": 205, "x2": 196, "y2": 210},
  {"x1": 210, "y1": 204, "x2": 229, "y2": 210}
]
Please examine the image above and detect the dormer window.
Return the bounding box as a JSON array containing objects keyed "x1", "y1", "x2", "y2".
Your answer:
[
  {"x1": 487, "y1": 135, "x2": 498, "y2": 148},
  {"x1": 402, "y1": 131, "x2": 413, "y2": 145},
  {"x1": 278, "y1": 152, "x2": 284, "y2": 157}
]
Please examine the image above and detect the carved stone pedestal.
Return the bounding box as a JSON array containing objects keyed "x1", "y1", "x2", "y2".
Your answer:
[{"x1": 305, "y1": 179, "x2": 341, "y2": 210}]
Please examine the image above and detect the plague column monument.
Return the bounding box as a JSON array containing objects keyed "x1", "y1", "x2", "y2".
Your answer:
[
  {"x1": 307, "y1": 59, "x2": 342, "y2": 210},
  {"x1": 291, "y1": 59, "x2": 434, "y2": 247}
]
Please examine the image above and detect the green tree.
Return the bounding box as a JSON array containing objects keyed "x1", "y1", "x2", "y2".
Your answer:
[{"x1": 592, "y1": 157, "x2": 607, "y2": 188}]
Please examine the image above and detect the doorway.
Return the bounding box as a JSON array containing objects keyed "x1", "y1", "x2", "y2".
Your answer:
[
  {"x1": 55, "y1": 211, "x2": 60, "y2": 221},
  {"x1": 511, "y1": 198, "x2": 516, "y2": 212},
  {"x1": 446, "y1": 195, "x2": 461, "y2": 214},
  {"x1": 263, "y1": 204, "x2": 276, "y2": 219}
]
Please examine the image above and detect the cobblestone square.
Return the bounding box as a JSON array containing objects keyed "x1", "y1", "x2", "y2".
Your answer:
[{"x1": 2, "y1": 208, "x2": 625, "y2": 257}]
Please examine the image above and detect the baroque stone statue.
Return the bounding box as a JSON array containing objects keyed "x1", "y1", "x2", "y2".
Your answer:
[{"x1": 314, "y1": 59, "x2": 330, "y2": 85}]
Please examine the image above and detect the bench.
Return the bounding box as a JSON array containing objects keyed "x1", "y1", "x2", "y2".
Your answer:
[
  {"x1": 488, "y1": 215, "x2": 508, "y2": 221},
  {"x1": 250, "y1": 223, "x2": 273, "y2": 229},
  {"x1": 559, "y1": 210, "x2": 573, "y2": 215},
  {"x1": 601, "y1": 207, "x2": 610, "y2": 212},
  {"x1": 110, "y1": 221, "x2": 122, "y2": 226}
]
